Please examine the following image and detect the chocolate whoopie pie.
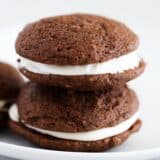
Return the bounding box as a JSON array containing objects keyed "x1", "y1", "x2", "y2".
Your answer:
[
  {"x1": 16, "y1": 14, "x2": 145, "y2": 91},
  {"x1": 0, "y1": 62, "x2": 24, "y2": 127},
  {"x1": 9, "y1": 82, "x2": 141, "y2": 151},
  {"x1": 0, "y1": 62, "x2": 24, "y2": 100}
]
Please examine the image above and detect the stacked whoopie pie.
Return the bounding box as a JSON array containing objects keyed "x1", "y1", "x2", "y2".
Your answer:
[
  {"x1": 0, "y1": 62, "x2": 24, "y2": 127},
  {"x1": 9, "y1": 14, "x2": 146, "y2": 152}
]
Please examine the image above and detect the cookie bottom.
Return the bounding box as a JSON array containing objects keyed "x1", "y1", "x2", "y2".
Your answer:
[
  {"x1": 9, "y1": 120, "x2": 142, "y2": 152},
  {"x1": 20, "y1": 60, "x2": 145, "y2": 91}
]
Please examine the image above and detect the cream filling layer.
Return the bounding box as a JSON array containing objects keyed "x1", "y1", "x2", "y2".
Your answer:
[
  {"x1": 9, "y1": 104, "x2": 139, "y2": 141},
  {"x1": 9, "y1": 104, "x2": 19, "y2": 122},
  {"x1": 18, "y1": 51, "x2": 142, "y2": 76},
  {"x1": 0, "y1": 101, "x2": 6, "y2": 110}
]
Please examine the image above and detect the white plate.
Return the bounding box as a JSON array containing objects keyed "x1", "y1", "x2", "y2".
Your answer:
[{"x1": 0, "y1": 26, "x2": 160, "y2": 160}]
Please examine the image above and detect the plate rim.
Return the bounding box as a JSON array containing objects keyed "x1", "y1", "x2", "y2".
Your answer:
[{"x1": 0, "y1": 141, "x2": 160, "y2": 159}]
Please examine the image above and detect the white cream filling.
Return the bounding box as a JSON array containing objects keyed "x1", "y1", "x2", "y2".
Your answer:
[
  {"x1": 9, "y1": 104, "x2": 19, "y2": 122},
  {"x1": 9, "y1": 104, "x2": 139, "y2": 141},
  {"x1": 18, "y1": 51, "x2": 142, "y2": 76},
  {"x1": 0, "y1": 101, "x2": 6, "y2": 110}
]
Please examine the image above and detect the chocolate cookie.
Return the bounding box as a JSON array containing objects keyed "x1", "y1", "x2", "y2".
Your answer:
[
  {"x1": 16, "y1": 14, "x2": 145, "y2": 91},
  {"x1": 0, "y1": 62, "x2": 24, "y2": 100},
  {"x1": 17, "y1": 82, "x2": 139, "y2": 132},
  {"x1": 9, "y1": 120, "x2": 142, "y2": 152},
  {"x1": 16, "y1": 14, "x2": 138, "y2": 65}
]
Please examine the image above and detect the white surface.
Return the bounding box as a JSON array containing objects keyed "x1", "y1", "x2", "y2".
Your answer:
[
  {"x1": 9, "y1": 104, "x2": 139, "y2": 141},
  {"x1": 19, "y1": 52, "x2": 141, "y2": 76},
  {"x1": 0, "y1": 0, "x2": 160, "y2": 159}
]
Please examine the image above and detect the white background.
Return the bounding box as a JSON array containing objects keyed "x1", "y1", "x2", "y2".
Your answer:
[
  {"x1": 0, "y1": 0, "x2": 160, "y2": 159},
  {"x1": 0, "y1": 0, "x2": 159, "y2": 27}
]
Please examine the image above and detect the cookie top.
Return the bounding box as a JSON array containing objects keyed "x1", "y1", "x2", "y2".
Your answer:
[
  {"x1": 16, "y1": 14, "x2": 139, "y2": 65},
  {"x1": 0, "y1": 62, "x2": 24, "y2": 100},
  {"x1": 17, "y1": 82, "x2": 139, "y2": 132}
]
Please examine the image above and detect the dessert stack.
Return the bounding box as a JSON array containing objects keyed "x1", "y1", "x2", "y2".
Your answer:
[{"x1": 9, "y1": 14, "x2": 145, "y2": 152}]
